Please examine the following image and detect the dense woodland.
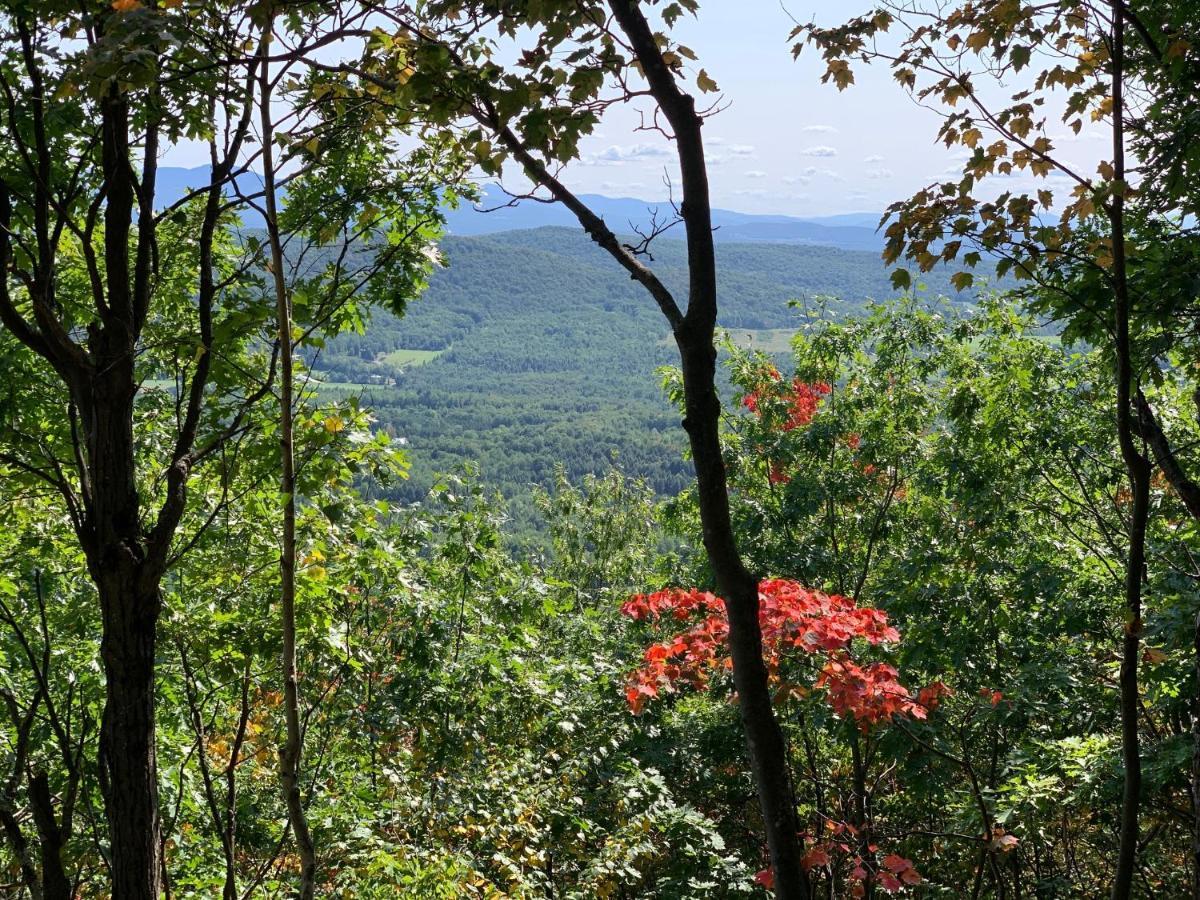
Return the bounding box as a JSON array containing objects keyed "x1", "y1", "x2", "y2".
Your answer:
[
  {"x1": 313, "y1": 229, "x2": 971, "y2": 534},
  {"x1": 0, "y1": 1, "x2": 1197, "y2": 899}
]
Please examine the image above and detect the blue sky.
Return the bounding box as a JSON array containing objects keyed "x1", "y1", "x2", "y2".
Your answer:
[
  {"x1": 562, "y1": 0, "x2": 1107, "y2": 216},
  {"x1": 163, "y1": 1, "x2": 1107, "y2": 218},
  {"x1": 566, "y1": 0, "x2": 923, "y2": 216}
]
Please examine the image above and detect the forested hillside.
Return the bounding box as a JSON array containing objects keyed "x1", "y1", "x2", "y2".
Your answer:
[{"x1": 313, "y1": 227, "x2": 969, "y2": 528}]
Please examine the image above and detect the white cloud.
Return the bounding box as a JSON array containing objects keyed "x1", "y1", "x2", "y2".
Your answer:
[
  {"x1": 590, "y1": 143, "x2": 672, "y2": 164},
  {"x1": 785, "y1": 166, "x2": 843, "y2": 185},
  {"x1": 863, "y1": 154, "x2": 885, "y2": 163},
  {"x1": 802, "y1": 125, "x2": 838, "y2": 134},
  {"x1": 735, "y1": 188, "x2": 770, "y2": 198},
  {"x1": 865, "y1": 168, "x2": 894, "y2": 180},
  {"x1": 707, "y1": 142, "x2": 756, "y2": 166},
  {"x1": 744, "y1": 170, "x2": 767, "y2": 179},
  {"x1": 801, "y1": 146, "x2": 838, "y2": 158}
]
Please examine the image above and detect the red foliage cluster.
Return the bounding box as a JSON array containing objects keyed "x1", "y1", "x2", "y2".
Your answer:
[
  {"x1": 621, "y1": 579, "x2": 948, "y2": 726},
  {"x1": 819, "y1": 658, "x2": 924, "y2": 727},
  {"x1": 621, "y1": 589, "x2": 729, "y2": 713},
  {"x1": 742, "y1": 370, "x2": 831, "y2": 431},
  {"x1": 756, "y1": 823, "x2": 923, "y2": 895}
]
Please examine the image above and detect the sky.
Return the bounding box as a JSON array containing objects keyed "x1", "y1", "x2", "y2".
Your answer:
[
  {"x1": 566, "y1": 0, "x2": 919, "y2": 216},
  {"x1": 559, "y1": 0, "x2": 1108, "y2": 217},
  {"x1": 162, "y1": 0, "x2": 1109, "y2": 219}
]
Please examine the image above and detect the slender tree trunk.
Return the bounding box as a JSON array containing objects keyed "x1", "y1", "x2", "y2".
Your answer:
[
  {"x1": 1132, "y1": 403, "x2": 1200, "y2": 895},
  {"x1": 849, "y1": 728, "x2": 875, "y2": 900},
  {"x1": 0, "y1": 805, "x2": 41, "y2": 899},
  {"x1": 475, "y1": 3, "x2": 806, "y2": 889},
  {"x1": 1108, "y1": 8, "x2": 1151, "y2": 897},
  {"x1": 260, "y1": 26, "x2": 317, "y2": 899},
  {"x1": 675, "y1": 329, "x2": 806, "y2": 895},
  {"x1": 28, "y1": 772, "x2": 71, "y2": 900},
  {"x1": 1194, "y1": 610, "x2": 1200, "y2": 899},
  {"x1": 606, "y1": 4, "x2": 806, "y2": 894},
  {"x1": 87, "y1": 331, "x2": 163, "y2": 900}
]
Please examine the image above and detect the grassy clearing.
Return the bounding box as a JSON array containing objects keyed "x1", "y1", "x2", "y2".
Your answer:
[
  {"x1": 724, "y1": 328, "x2": 796, "y2": 354},
  {"x1": 380, "y1": 348, "x2": 444, "y2": 368},
  {"x1": 659, "y1": 328, "x2": 797, "y2": 354}
]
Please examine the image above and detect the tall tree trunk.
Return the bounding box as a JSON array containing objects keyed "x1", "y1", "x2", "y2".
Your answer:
[
  {"x1": 87, "y1": 312, "x2": 163, "y2": 900},
  {"x1": 260, "y1": 26, "x2": 318, "y2": 899},
  {"x1": 1194, "y1": 610, "x2": 1200, "y2": 898},
  {"x1": 1108, "y1": 7, "x2": 1150, "y2": 897},
  {"x1": 604, "y1": 3, "x2": 808, "y2": 893},
  {"x1": 1131, "y1": 398, "x2": 1200, "y2": 894},
  {"x1": 674, "y1": 329, "x2": 806, "y2": 896},
  {"x1": 92, "y1": 455, "x2": 163, "y2": 900}
]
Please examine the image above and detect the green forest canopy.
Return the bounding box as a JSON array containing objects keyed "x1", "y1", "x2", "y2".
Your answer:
[{"x1": 0, "y1": 0, "x2": 1196, "y2": 898}]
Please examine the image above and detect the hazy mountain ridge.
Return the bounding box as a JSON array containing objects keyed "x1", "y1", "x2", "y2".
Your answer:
[{"x1": 155, "y1": 166, "x2": 884, "y2": 251}]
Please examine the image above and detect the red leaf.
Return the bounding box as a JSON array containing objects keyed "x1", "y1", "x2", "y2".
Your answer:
[{"x1": 801, "y1": 846, "x2": 831, "y2": 870}]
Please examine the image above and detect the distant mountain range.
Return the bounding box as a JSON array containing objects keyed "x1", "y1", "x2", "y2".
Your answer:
[
  {"x1": 154, "y1": 166, "x2": 885, "y2": 252},
  {"x1": 442, "y1": 186, "x2": 885, "y2": 250}
]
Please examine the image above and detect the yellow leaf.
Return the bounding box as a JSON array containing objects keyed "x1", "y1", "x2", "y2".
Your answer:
[
  {"x1": 696, "y1": 69, "x2": 719, "y2": 94},
  {"x1": 323, "y1": 415, "x2": 345, "y2": 434},
  {"x1": 1090, "y1": 96, "x2": 1113, "y2": 122},
  {"x1": 966, "y1": 30, "x2": 990, "y2": 52},
  {"x1": 825, "y1": 59, "x2": 854, "y2": 90}
]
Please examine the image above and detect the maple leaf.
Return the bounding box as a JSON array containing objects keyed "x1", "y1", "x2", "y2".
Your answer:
[
  {"x1": 801, "y1": 845, "x2": 830, "y2": 870},
  {"x1": 112, "y1": 0, "x2": 143, "y2": 10},
  {"x1": 878, "y1": 872, "x2": 903, "y2": 892},
  {"x1": 621, "y1": 579, "x2": 925, "y2": 727},
  {"x1": 696, "y1": 69, "x2": 719, "y2": 93}
]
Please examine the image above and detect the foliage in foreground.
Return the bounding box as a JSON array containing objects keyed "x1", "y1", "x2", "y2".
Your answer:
[{"x1": 1, "y1": 299, "x2": 1195, "y2": 896}]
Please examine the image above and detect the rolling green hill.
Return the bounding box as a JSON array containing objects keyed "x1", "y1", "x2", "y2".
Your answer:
[{"x1": 313, "y1": 226, "x2": 973, "y2": 530}]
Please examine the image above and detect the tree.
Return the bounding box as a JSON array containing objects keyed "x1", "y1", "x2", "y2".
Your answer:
[
  {"x1": 0, "y1": 1, "x2": 458, "y2": 891},
  {"x1": 257, "y1": 12, "x2": 317, "y2": 895},
  {"x1": 793, "y1": 3, "x2": 1199, "y2": 893},
  {"x1": 345, "y1": 1, "x2": 810, "y2": 890}
]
